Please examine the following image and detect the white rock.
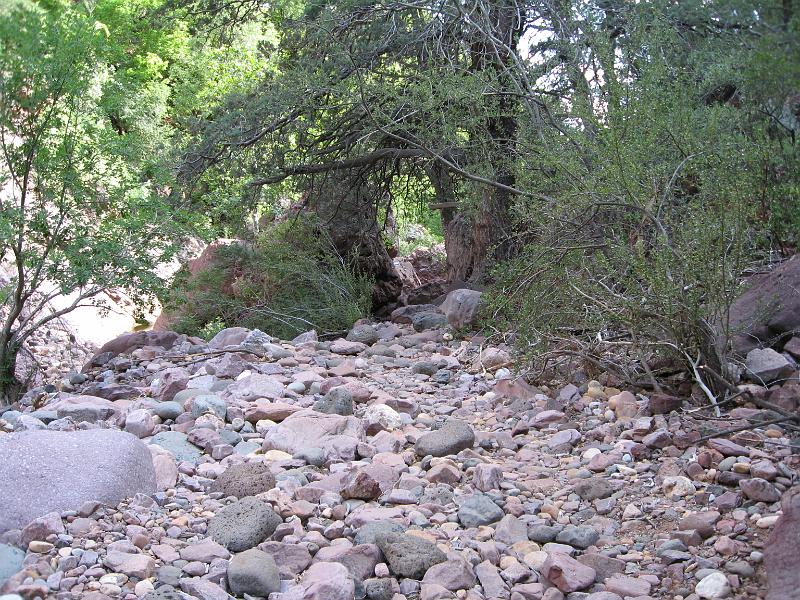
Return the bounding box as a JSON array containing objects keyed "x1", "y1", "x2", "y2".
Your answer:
[
  {"x1": 696, "y1": 571, "x2": 731, "y2": 599},
  {"x1": 662, "y1": 475, "x2": 696, "y2": 498}
]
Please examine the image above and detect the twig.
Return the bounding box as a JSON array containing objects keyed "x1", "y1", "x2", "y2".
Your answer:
[{"x1": 696, "y1": 415, "x2": 796, "y2": 442}]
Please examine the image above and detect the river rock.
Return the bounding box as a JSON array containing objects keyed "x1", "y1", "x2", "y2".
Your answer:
[
  {"x1": 0, "y1": 429, "x2": 156, "y2": 534},
  {"x1": 415, "y1": 419, "x2": 474, "y2": 457},
  {"x1": 207, "y1": 497, "x2": 281, "y2": 551}
]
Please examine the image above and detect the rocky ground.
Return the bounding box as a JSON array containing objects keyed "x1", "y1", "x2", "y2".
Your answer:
[{"x1": 0, "y1": 306, "x2": 798, "y2": 600}]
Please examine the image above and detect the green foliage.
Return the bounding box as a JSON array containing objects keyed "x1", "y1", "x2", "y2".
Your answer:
[
  {"x1": 165, "y1": 221, "x2": 374, "y2": 340},
  {"x1": 487, "y1": 3, "x2": 800, "y2": 376},
  {"x1": 0, "y1": 0, "x2": 188, "y2": 397}
]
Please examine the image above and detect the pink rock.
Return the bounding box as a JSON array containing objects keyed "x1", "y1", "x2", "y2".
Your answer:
[
  {"x1": 531, "y1": 410, "x2": 565, "y2": 428},
  {"x1": 179, "y1": 538, "x2": 231, "y2": 562},
  {"x1": 426, "y1": 463, "x2": 461, "y2": 485},
  {"x1": 244, "y1": 400, "x2": 301, "y2": 423},
  {"x1": 740, "y1": 477, "x2": 781, "y2": 503},
  {"x1": 124, "y1": 409, "x2": 155, "y2": 438},
  {"x1": 298, "y1": 561, "x2": 355, "y2": 600},
  {"x1": 313, "y1": 544, "x2": 381, "y2": 580},
  {"x1": 148, "y1": 445, "x2": 178, "y2": 490},
  {"x1": 473, "y1": 463, "x2": 503, "y2": 491},
  {"x1": 103, "y1": 551, "x2": 155, "y2": 578},
  {"x1": 604, "y1": 574, "x2": 651, "y2": 597},
  {"x1": 765, "y1": 490, "x2": 800, "y2": 600},
  {"x1": 21, "y1": 511, "x2": 64, "y2": 548},
  {"x1": 708, "y1": 438, "x2": 750, "y2": 457},
  {"x1": 259, "y1": 541, "x2": 313, "y2": 577},
  {"x1": 542, "y1": 552, "x2": 596, "y2": 593},
  {"x1": 329, "y1": 339, "x2": 367, "y2": 355},
  {"x1": 262, "y1": 409, "x2": 364, "y2": 464},
  {"x1": 422, "y1": 557, "x2": 476, "y2": 591},
  {"x1": 151, "y1": 368, "x2": 189, "y2": 402},
  {"x1": 179, "y1": 577, "x2": 229, "y2": 600}
]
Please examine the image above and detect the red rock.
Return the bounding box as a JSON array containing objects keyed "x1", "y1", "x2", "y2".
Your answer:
[
  {"x1": 765, "y1": 490, "x2": 800, "y2": 600},
  {"x1": 647, "y1": 393, "x2": 683, "y2": 414},
  {"x1": 542, "y1": 552, "x2": 596, "y2": 593}
]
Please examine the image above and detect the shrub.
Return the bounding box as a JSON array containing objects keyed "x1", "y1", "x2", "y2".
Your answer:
[
  {"x1": 485, "y1": 12, "x2": 799, "y2": 391},
  {"x1": 165, "y1": 220, "x2": 373, "y2": 340}
]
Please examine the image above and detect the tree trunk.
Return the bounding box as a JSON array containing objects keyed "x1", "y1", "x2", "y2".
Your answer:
[
  {"x1": 0, "y1": 338, "x2": 22, "y2": 407},
  {"x1": 305, "y1": 173, "x2": 403, "y2": 310}
]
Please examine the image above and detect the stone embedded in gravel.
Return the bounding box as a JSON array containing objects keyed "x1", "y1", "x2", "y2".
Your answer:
[
  {"x1": 495, "y1": 514, "x2": 528, "y2": 545},
  {"x1": 353, "y1": 520, "x2": 406, "y2": 546},
  {"x1": 313, "y1": 544, "x2": 381, "y2": 581},
  {"x1": 412, "y1": 311, "x2": 448, "y2": 331},
  {"x1": 474, "y1": 560, "x2": 509, "y2": 598},
  {"x1": 179, "y1": 538, "x2": 231, "y2": 562},
  {"x1": 604, "y1": 574, "x2": 651, "y2": 597},
  {"x1": 124, "y1": 409, "x2": 156, "y2": 438},
  {"x1": 225, "y1": 373, "x2": 285, "y2": 401},
  {"x1": 440, "y1": 288, "x2": 482, "y2": 328},
  {"x1": 259, "y1": 542, "x2": 313, "y2": 577},
  {"x1": 542, "y1": 552, "x2": 596, "y2": 593},
  {"x1": 746, "y1": 348, "x2": 795, "y2": 383},
  {"x1": 376, "y1": 533, "x2": 447, "y2": 579},
  {"x1": 415, "y1": 419, "x2": 475, "y2": 457},
  {"x1": 179, "y1": 577, "x2": 230, "y2": 600},
  {"x1": 313, "y1": 386, "x2": 354, "y2": 416},
  {"x1": 708, "y1": 438, "x2": 750, "y2": 457},
  {"x1": 555, "y1": 525, "x2": 599, "y2": 549},
  {"x1": 227, "y1": 548, "x2": 281, "y2": 596},
  {"x1": 20, "y1": 511, "x2": 64, "y2": 548},
  {"x1": 262, "y1": 409, "x2": 364, "y2": 464},
  {"x1": 528, "y1": 524, "x2": 560, "y2": 543},
  {"x1": 295, "y1": 561, "x2": 355, "y2": 600},
  {"x1": 473, "y1": 463, "x2": 503, "y2": 491},
  {"x1": 422, "y1": 558, "x2": 476, "y2": 591},
  {"x1": 457, "y1": 493, "x2": 504, "y2": 528},
  {"x1": 740, "y1": 477, "x2": 781, "y2": 503},
  {"x1": 329, "y1": 339, "x2": 367, "y2": 355},
  {"x1": 548, "y1": 428, "x2": 581, "y2": 448},
  {"x1": 190, "y1": 394, "x2": 227, "y2": 419},
  {"x1": 210, "y1": 461, "x2": 276, "y2": 498},
  {"x1": 573, "y1": 478, "x2": 615, "y2": 501},
  {"x1": 207, "y1": 496, "x2": 282, "y2": 552},
  {"x1": 347, "y1": 324, "x2": 379, "y2": 345},
  {"x1": 150, "y1": 430, "x2": 202, "y2": 464},
  {"x1": 695, "y1": 571, "x2": 732, "y2": 599},
  {"x1": 104, "y1": 551, "x2": 156, "y2": 578},
  {"x1": 0, "y1": 429, "x2": 156, "y2": 534}
]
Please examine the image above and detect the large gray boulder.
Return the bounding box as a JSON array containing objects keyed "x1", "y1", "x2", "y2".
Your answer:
[
  {"x1": 0, "y1": 429, "x2": 156, "y2": 534},
  {"x1": 415, "y1": 419, "x2": 475, "y2": 457},
  {"x1": 440, "y1": 288, "x2": 482, "y2": 329}
]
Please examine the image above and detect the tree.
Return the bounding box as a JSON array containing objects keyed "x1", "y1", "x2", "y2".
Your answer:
[{"x1": 0, "y1": 0, "x2": 183, "y2": 403}]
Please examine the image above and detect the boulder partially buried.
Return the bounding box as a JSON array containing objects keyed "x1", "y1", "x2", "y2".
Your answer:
[
  {"x1": 208, "y1": 497, "x2": 282, "y2": 552},
  {"x1": 210, "y1": 461, "x2": 276, "y2": 498},
  {"x1": 415, "y1": 419, "x2": 475, "y2": 457},
  {"x1": 0, "y1": 429, "x2": 156, "y2": 534},
  {"x1": 262, "y1": 409, "x2": 364, "y2": 464}
]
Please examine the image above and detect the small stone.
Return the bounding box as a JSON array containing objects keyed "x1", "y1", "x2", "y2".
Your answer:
[
  {"x1": 207, "y1": 496, "x2": 282, "y2": 552},
  {"x1": 740, "y1": 478, "x2": 781, "y2": 503},
  {"x1": 227, "y1": 548, "x2": 281, "y2": 596},
  {"x1": 695, "y1": 571, "x2": 731, "y2": 599}
]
